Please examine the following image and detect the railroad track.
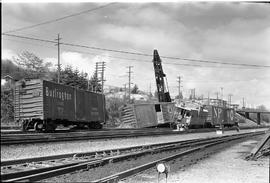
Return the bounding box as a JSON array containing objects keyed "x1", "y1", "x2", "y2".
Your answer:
[
  {"x1": 1, "y1": 130, "x2": 265, "y2": 182},
  {"x1": 1, "y1": 126, "x2": 267, "y2": 145},
  {"x1": 1, "y1": 128, "x2": 178, "y2": 145}
]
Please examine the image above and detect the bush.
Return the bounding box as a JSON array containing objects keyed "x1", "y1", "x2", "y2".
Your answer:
[{"x1": 1, "y1": 90, "x2": 14, "y2": 124}]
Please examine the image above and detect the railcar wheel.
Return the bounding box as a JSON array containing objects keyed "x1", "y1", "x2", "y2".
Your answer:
[
  {"x1": 45, "y1": 124, "x2": 56, "y2": 132},
  {"x1": 21, "y1": 121, "x2": 28, "y2": 132},
  {"x1": 34, "y1": 121, "x2": 44, "y2": 132}
]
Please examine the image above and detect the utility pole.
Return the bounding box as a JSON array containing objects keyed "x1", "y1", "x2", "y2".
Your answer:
[
  {"x1": 127, "y1": 66, "x2": 133, "y2": 103},
  {"x1": 101, "y1": 62, "x2": 105, "y2": 93},
  {"x1": 220, "y1": 87, "x2": 223, "y2": 100},
  {"x1": 55, "y1": 34, "x2": 61, "y2": 83},
  {"x1": 95, "y1": 62, "x2": 106, "y2": 93},
  {"x1": 208, "y1": 91, "x2": 210, "y2": 105},
  {"x1": 124, "y1": 84, "x2": 127, "y2": 101},
  {"x1": 243, "y1": 97, "x2": 245, "y2": 108},
  {"x1": 215, "y1": 92, "x2": 219, "y2": 100},
  {"x1": 177, "y1": 76, "x2": 182, "y2": 104},
  {"x1": 228, "y1": 94, "x2": 233, "y2": 106}
]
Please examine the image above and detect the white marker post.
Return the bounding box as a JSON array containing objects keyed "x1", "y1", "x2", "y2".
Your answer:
[{"x1": 156, "y1": 162, "x2": 170, "y2": 183}]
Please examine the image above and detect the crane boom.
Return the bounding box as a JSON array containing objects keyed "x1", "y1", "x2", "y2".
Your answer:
[{"x1": 153, "y1": 50, "x2": 171, "y2": 102}]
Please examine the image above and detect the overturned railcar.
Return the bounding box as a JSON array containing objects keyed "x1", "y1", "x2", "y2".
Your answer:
[
  {"x1": 174, "y1": 105, "x2": 236, "y2": 128},
  {"x1": 119, "y1": 102, "x2": 175, "y2": 128},
  {"x1": 14, "y1": 79, "x2": 105, "y2": 132},
  {"x1": 173, "y1": 106, "x2": 209, "y2": 128}
]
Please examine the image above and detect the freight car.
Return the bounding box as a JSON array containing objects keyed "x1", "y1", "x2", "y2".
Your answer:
[
  {"x1": 119, "y1": 102, "x2": 175, "y2": 128},
  {"x1": 174, "y1": 106, "x2": 209, "y2": 128},
  {"x1": 205, "y1": 105, "x2": 235, "y2": 127},
  {"x1": 174, "y1": 105, "x2": 236, "y2": 129},
  {"x1": 14, "y1": 79, "x2": 106, "y2": 132}
]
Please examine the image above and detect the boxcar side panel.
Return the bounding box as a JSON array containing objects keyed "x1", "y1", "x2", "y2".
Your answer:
[
  {"x1": 161, "y1": 103, "x2": 175, "y2": 123},
  {"x1": 75, "y1": 91, "x2": 105, "y2": 122},
  {"x1": 212, "y1": 106, "x2": 225, "y2": 125},
  {"x1": 96, "y1": 94, "x2": 106, "y2": 122},
  {"x1": 14, "y1": 79, "x2": 44, "y2": 121},
  {"x1": 43, "y1": 81, "x2": 75, "y2": 121},
  {"x1": 75, "y1": 90, "x2": 88, "y2": 121},
  {"x1": 226, "y1": 108, "x2": 235, "y2": 124},
  {"x1": 134, "y1": 104, "x2": 158, "y2": 128},
  {"x1": 189, "y1": 110, "x2": 208, "y2": 126}
]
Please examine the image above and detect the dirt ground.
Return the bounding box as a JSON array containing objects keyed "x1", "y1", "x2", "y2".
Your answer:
[{"x1": 123, "y1": 135, "x2": 269, "y2": 183}]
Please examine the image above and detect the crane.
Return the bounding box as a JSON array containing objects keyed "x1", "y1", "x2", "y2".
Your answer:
[{"x1": 153, "y1": 49, "x2": 171, "y2": 102}]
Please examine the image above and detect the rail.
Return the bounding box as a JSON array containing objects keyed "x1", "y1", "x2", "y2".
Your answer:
[
  {"x1": 1, "y1": 130, "x2": 265, "y2": 182},
  {"x1": 1, "y1": 126, "x2": 268, "y2": 145}
]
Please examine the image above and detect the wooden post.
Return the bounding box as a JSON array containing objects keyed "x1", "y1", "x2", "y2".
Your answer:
[{"x1": 257, "y1": 113, "x2": 261, "y2": 125}]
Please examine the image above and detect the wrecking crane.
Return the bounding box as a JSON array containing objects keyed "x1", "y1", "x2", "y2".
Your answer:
[{"x1": 153, "y1": 49, "x2": 171, "y2": 102}]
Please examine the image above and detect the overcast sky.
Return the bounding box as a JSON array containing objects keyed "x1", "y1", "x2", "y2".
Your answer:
[{"x1": 2, "y1": 2, "x2": 270, "y2": 108}]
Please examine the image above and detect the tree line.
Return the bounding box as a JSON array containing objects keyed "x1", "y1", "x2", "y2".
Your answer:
[{"x1": 1, "y1": 51, "x2": 102, "y2": 125}]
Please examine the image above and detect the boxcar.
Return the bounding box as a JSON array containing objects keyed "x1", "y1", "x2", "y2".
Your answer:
[
  {"x1": 173, "y1": 106, "x2": 209, "y2": 128},
  {"x1": 119, "y1": 102, "x2": 175, "y2": 128},
  {"x1": 14, "y1": 79, "x2": 105, "y2": 132},
  {"x1": 205, "y1": 105, "x2": 235, "y2": 127}
]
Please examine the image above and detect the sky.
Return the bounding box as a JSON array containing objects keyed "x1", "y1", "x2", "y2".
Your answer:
[{"x1": 2, "y1": 2, "x2": 270, "y2": 109}]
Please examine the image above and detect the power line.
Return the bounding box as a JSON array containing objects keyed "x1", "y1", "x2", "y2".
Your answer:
[
  {"x1": 3, "y1": 33, "x2": 270, "y2": 68},
  {"x1": 3, "y1": 3, "x2": 116, "y2": 34},
  {"x1": 5, "y1": 37, "x2": 266, "y2": 70}
]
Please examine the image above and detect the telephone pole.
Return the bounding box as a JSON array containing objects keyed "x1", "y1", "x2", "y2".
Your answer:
[
  {"x1": 95, "y1": 62, "x2": 106, "y2": 93},
  {"x1": 127, "y1": 66, "x2": 133, "y2": 103},
  {"x1": 220, "y1": 87, "x2": 223, "y2": 100},
  {"x1": 228, "y1": 94, "x2": 233, "y2": 106},
  {"x1": 55, "y1": 34, "x2": 61, "y2": 83},
  {"x1": 242, "y1": 97, "x2": 245, "y2": 108},
  {"x1": 177, "y1": 76, "x2": 182, "y2": 103},
  {"x1": 215, "y1": 92, "x2": 219, "y2": 100},
  {"x1": 124, "y1": 84, "x2": 127, "y2": 101},
  {"x1": 208, "y1": 91, "x2": 210, "y2": 105}
]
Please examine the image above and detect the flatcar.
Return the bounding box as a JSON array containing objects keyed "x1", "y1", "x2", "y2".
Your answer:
[{"x1": 14, "y1": 79, "x2": 106, "y2": 132}]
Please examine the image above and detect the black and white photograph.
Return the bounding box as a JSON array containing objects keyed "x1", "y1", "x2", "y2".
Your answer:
[{"x1": 1, "y1": 0, "x2": 270, "y2": 182}]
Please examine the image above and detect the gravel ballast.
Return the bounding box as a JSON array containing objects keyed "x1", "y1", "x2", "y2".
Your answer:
[
  {"x1": 1, "y1": 129, "x2": 267, "y2": 161},
  {"x1": 123, "y1": 135, "x2": 269, "y2": 183}
]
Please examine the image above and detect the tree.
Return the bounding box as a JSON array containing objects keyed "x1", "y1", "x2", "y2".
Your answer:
[
  {"x1": 89, "y1": 72, "x2": 102, "y2": 92},
  {"x1": 57, "y1": 66, "x2": 89, "y2": 90},
  {"x1": 13, "y1": 51, "x2": 52, "y2": 79},
  {"x1": 257, "y1": 105, "x2": 268, "y2": 111},
  {"x1": 1, "y1": 90, "x2": 14, "y2": 124},
  {"x1": 131, "y1": 84, "x2": 139, "y2": 94},
  {"x1": 175, "y1": 92, "x2": 183, "y2": 100}
]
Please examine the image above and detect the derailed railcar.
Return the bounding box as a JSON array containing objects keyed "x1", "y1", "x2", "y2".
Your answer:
[
  {"x1": 119, "y1": 102, "x2": 175, "y2": 128},
  {"x1": 14, "y1": 79, "x2": 105, "y2": 132},
  {"x1": 173, "y1": 106, "x2": 209, "y2": 128}
]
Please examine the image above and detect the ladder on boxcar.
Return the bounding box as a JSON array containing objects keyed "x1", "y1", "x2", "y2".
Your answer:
[{"x1": 14, "y1": 85, "x2": 22, "y2": 123}]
